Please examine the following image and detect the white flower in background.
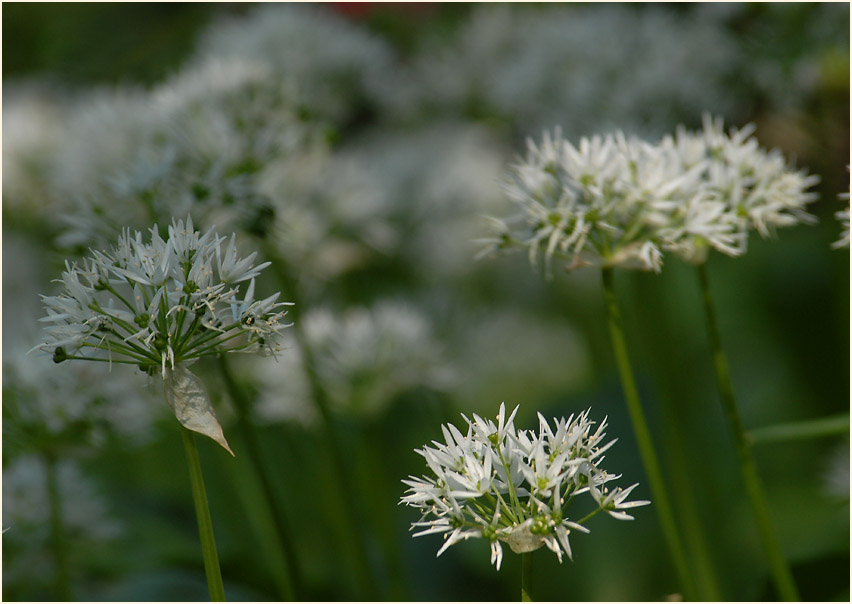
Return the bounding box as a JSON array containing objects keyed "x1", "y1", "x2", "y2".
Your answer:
[
  {"x1": 833, "y1": 171, "x2": 850, "y2": 249},
  {"x1": 2, "y1": 82, "x2": 67, "y2": 212},
  {"x1": 482, "y1": 129, "x2": 692, "y2": 275},
  {"x1": 1, "y1": 456, "x2": 122, "y2": 588},
  {"x1": 482, "y1": 116, "x2": 819, "y2": 274},
  {"x1": 822, "y1": 440, "x2": 850, "y2": 499},
  {"x1": 2, "y1": 456, "x2": 122, "y2": 542},
  {"x1": 401, "y1": 403, "x2": 649, "y2": 569},
  {"x1": 32, "y1": 216, "x2": 291, "y2": 452},
  {"x1": 660, "y1": 114, "x2": 819, "y2": 262},
  {"x1": 4, "y1": 339, "x2": 161, "y2": 451},
  {"x1": 46, "y1": 56, "x2": 308, "y2": 251},
  {"x1": 194, "y1": 3, "x2": 393, "y2": 125},
  {"x1": 386, "y1": 4, "x2": 738, "y2": 137},
  {"x1": 833, "y1": 207, "x2": 850, "y2": 249},
  {"x1": 253, "y1": 301, "x2": 453, "y2": 423}
]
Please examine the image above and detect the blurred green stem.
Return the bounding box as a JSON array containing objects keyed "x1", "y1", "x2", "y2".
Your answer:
[
  {"x1": 697, "y1": 263, "x2": 800, "y2": 601},
  {"x1": 45, "y1": 453, "x2": 73, "y2": 601},
  {"x1": 261, "y1": 241, "x2": 379, "y2": 599},
  {"x1": 601, "y1": 268, "x2": 695, "y2": 600},
  {"x1": 521, "y1": 552, "x2": 533, "y2": 602},
  {"x1": 749, "y1": 414, "x2": 850, "y2": 445},
  {"x1": 181, "y1": 426, "x2": 226, "y2": 602},
  {"x1": 217, "y1": 356, "x2": 299, "y2": 600},
  {"x1": 631, "y1": 272, "x2": 723, "y2": 600}
]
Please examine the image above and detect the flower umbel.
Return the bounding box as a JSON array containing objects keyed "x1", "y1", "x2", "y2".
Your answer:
[
  {"x1": 33, "y1": 216, "x2": 292, "y2": 452},
  {"x1": 401, "y1": 403, "x2": 649, "y2": 569},
  {"x1": 481, "y1": 115, "x2": 819, "y2": 274}
]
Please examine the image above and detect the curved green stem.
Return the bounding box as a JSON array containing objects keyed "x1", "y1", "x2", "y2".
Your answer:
[
  {"x1": 45, "y1": 454, "x2": 73, "y2": 601},
  {"x1": 521, "y1": 551, "x2": 533, "y2": 602},
  {"x1": 697, "y1": 263, "x2": 800, "y2": 601},
  {"x1": 180, "y1": 426, "x2": 226, "y2": 602},
  {"x1": 601, "y1": 268, "x2": 695, "y2": 600}
]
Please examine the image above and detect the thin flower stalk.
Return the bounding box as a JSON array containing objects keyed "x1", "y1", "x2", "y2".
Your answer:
[
  {"x1": 697, "y1": 263, "x2": 800, "y2": 601},
  {"x1": 181, "y1": 426, "x2": 226, "y2": 602},
  {"x1": 601, "y1": 268, "x2": 696, "y2": 600},
  {"x1": 34, "y1": 216, "x2": 294, "y2": 601}
]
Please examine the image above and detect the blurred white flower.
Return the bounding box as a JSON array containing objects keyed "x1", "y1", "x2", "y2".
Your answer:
[
  {"x1": 4, "y1": 338, "x2": 161, "y2": 451},
  {"x1": 823, "y1": 440, "x2": 850, "y2": 499},
  {"x1": 833, "y1": 171, "x2": 850, "y2": 249},
  {"x1": 401, "y1": 403, "x2": 648, "y2": 569},
  {"x1": 385, "y1": 4, "x2": 739, "y2": 137},
  {"x1": 2, "y1": 455, "x2": 122, "y2": 542},
  {"x1": 2, "y1": 82, "x2": 67, "y2": 212},
  {"x1": 253, "y1": 301, "x2": 453, "y2": 423},
  {"x1": 194, "y1": 3, "x2": 393, "y2": 125}
]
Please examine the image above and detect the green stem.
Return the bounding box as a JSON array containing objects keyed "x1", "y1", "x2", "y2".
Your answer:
[
  {"x1": 261, "y1": 241, "x2": 379, "y2": 599},
  {"x1": 749, "y1": 414, "x2": 850, "y2": 445},
  {"x1": 217, "y1": 356, "x2": 299, "y2": 600},
  {"x1": 697, "y1": 263, "x2": 800, "y2": 601},
  {"x1": 180, "y1": 426, "x2": 227, "y2": 602},
  {"x1": 521, "y1": 551, "x2": 533, "y2": 602},
  {"x1": 601, "y1": 268, "x2": 695, "y2": 600},
  {"x1": 44, "y1": 454, "x2": 73, "y2": 601}
]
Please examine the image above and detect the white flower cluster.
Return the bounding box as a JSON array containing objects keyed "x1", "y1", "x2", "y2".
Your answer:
[
  {"x1": 33, "y1": 216, "x2": 291, "y2": 377},
  {"x1": 401, "y1": 403, "x2": 648, "y2": 570},
  {"x1": 482, "y1": 115, "x2": 819, "y2": 275}
]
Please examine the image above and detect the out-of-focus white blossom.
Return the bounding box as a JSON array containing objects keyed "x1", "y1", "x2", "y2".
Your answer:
[
  {"x1": 194, "y1": 3, "x2": 393, "y2": 125},
  {"x1": 2, "y1": 456, "x2": 121, "y2": 542},
  {"x1": 253, "y1": 302, "x2": 453, "y2": 424},
  {"x1": 401, "y1": 403, "x2": 648, "y2": 569},
  {"x1": 2, "y1": 83, "x2": 67, "y2": 211},
  {"x1": 833, "y1": 171, "x2": 850, "y2": 249},
  {"x1": 384, "y1": 4, "x2": 739, "y2": 137}
]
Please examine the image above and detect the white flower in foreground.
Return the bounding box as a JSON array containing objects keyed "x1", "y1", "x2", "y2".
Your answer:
[
  {"x1": 32, "y1": 216, "x2": 292, "y2": 452},
  {"x1": 401, "y1": 403, "x2": 649, "y2": 569}
]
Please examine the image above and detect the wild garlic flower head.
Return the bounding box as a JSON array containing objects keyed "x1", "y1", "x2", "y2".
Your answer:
[
  {"x1": 482, "y1": 115, "x2": 819, "y2": 274},
  {"x1": 401, "y1": 403, "x2": 649, "y2": 570},
  {"x1": 662, "y1": 114, "x2": 819, "y2": 257},
  {"x1": 484, "y1": 128, "x2": 706, "y2": 275},
  {"x1": 33, "y1": 216, "x2": 290, "y2": 377}
]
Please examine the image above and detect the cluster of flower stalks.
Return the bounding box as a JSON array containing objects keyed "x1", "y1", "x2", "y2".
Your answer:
[{"x1": 402, "y1": 404, "x2": 648, "y2": 570}]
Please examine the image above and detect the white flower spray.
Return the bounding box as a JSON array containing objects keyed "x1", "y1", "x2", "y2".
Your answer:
[
  {"x1": 33, "y1": 215, "x2": 292, "y2": 452},
  {"x1": 402, "y1": 403, "x2": 648, "y2": 574}
]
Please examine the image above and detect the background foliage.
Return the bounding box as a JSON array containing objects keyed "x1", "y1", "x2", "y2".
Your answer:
[{"x1": 3, "y1": 3, "x2": 849, "y2": 601}]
